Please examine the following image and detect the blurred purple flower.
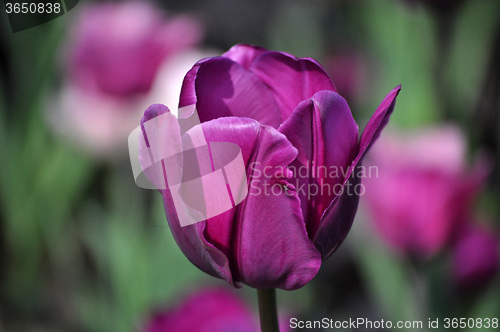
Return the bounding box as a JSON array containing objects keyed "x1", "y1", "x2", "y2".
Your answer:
[
  {"x1": 48, "y1": 1, "x2": 207, "y2": 156},
  {"x1": 364, "y1": 126, "x2": 489, "y2": 257},
  {"x1": 142, "y1": 288, "x2": 291, "y2": 332},
  {"x1": 143, "y1": 44, "x2": 400, "y2": 289},
  {"x1": 325, "y1": 51, "x2": 367, "y2": 102},
  {"x1": 143, "y1": 288, "x2": 258, "y2": 332},
  {"x1": 67, "y1": 1, "x2": 203, "y2": 97},
  {"x1": 452, "y1": 224, "x2": 499, "y2": 289}
]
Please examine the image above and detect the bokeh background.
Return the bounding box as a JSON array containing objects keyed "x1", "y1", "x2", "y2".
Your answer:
[{"x1": 1, "y1": 0, "x2": 499, "y2": 331}]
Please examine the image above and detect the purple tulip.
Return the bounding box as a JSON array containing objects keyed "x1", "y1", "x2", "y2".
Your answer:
[
  {"x1": 67, "y1": 1, "x2": 203, "y2": 98},
  {"x1": 142, "y1": 288, "x2": 259, "y2": 332},
  {"x1": 364, "y1": 126, "x2": 489, "y2": 257},
  {"x1": 325, "y1": 51, "x2": 367, "y2": 103},
  {"x1": 143, "y1": 44, "x2": 400, "y2": 289},
  {"x1": 50, "y1": 1, "x2": 207, "y2": 156},
  {"x1": 452, "y1": 224, "x2": 499, "y2": 289}
]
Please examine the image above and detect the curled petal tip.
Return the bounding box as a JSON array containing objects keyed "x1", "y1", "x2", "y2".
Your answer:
[
  {"x1": 141, "y1": 104, "x2": 170, "y2": 125},
  {"x1": 358, "y1": 85, "x2": 401, "y2": 154}
]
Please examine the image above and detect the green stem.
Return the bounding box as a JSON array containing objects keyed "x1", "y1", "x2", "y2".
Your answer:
[{"x1": 257, "y1": 288, "x2": 280, "y2": 332}]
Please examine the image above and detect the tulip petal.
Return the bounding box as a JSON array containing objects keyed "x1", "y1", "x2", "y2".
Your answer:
[
  {"x1": 193, "y1": 117, "x2": 322, "y2": 290},
  {"x1": 160, "y1": 197, "x2": 238, "y2": 285},
  {"x1": 357, "y1": 85, "x2": 401, "y2": 160},
  {"x1": 313, "y1": 86, "x2": 401, "y2": 258},
  {"x1": 222, "y1": 44, "x2": 268, "y2": 69},
  {"x1": 249, "y1": 51, "x2": 337, "y2": 121},
  {"x1": 178, "y1": 57, "x2": 210, "y2": 108},
  {"x1": 313, "y1": 168, "x2": 361, "y2": 259},
  {"x1": 185, "y1": 117, "x2": 262, "y2": 268},
  {"x1": 237, "y1": 127, "x2": 322, "y2": 289},
  {"x1": 279, "y1": 90, "x2": 358, "y2": 238},
  {"x1": 140, "y1": 107, "x2": 237, "y2": 286},
  {"x1": 179, "y1": 57, "x2": 282, "y2": 127}
]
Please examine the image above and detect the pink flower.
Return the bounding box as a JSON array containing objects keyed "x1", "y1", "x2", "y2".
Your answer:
[
  {"x1": 67, "y1": 1, "x2": 202, "y2": 97},
  {"x1": 48, "y1": 1, "x2": 206, "y2": 157},
  {"x1": 142, "y1": 288, "x2": 291, "y2": 332},
  {"x1": 325, "y1": 51, "x2": 367, "y2": 102},
  {"x1": 452, "y1": 224, "x2": 499, "y2": 289},
  {"x1": 364, "y1": 126, "x2": 488, "y2": 257}
]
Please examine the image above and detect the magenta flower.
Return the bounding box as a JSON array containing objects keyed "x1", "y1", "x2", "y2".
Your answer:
[
  {"x1": 364, "y1": 126, "x2": 488, "y2": 257},
  {"x1": 67, "y1": 1, "x2": 203, "y2": 97},
  {"x1": 452, "y1": 224, "x2": 499, "y2": 289},
  {"x1": 143, "y1": 288, "x2": 292, "y2": 331},
  {"x1": 49, "y1": 1, "x2": 207, "y2": 156},
  {"x1": 143, "y1": 44, "x2": 400, "y2": 289},
  {"x1": 325, "y1": 51, "x2": 367, "y2": 102},
  {"x1": 143, "y1": 288, "x2": 259, "y2": 332}
]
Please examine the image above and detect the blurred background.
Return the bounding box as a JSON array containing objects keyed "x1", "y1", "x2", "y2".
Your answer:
[{"x1": 0, "y1": 0, "x2": 499, "y2": 331}]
